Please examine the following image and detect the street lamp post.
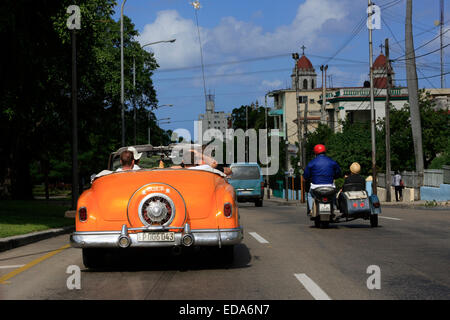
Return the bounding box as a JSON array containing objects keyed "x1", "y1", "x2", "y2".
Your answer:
[
  {"x1": 132, "y1": 39, "x2": 176, "y2": 145},
  {"x1": 120, "y1": 0, "x2": 127, "y2": 147},
  {"x1": 121, "y1": 0, "x2": 175, "y2": 147}
]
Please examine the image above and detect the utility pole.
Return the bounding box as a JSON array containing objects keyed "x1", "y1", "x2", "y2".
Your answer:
[
  {"x1": 148, "y1": 108, "x2": 155, "y2": 145},
  {"x1": 320, "y1": 65, "x2": 328, "y2": 125},
  {"x1": 385, "y1": 38, "x2": 392, "y2": 202},
  {"x1": 265, "y1": 94, "x2": 270, "y2": 199},
  {"x1": 120, "y1": 0, "x2": 126, "y2": 147},
  {"x1": 285, "y1": 139, "x2": 289, "y2": 202},
  {"x1": 368, "y1": 0, "x2": 377, "y2": 195},
  {"x1": 292, "y1": 53, "x2": 301, "y2": 167},
  {"x1": 66, "y1": 5, "x2": 81, "y2": 210},
  {"x1": 440, "y1": 0, "x2": 445, "y2": 88},
  {"x1": 245, "y1": 104, "x2": 248, "y2": 162},
  {"x1": 301, "y1": 97, "x2": 309, "y2": 203},
  {"x1": 133, "y1": 58, "x2": 136, "y2": 145},
  {"x1": 303, "y1": 98, "x2": 309, "y2": 169},
  {"x1": 71, "y1": 29, "x2": 79, "y2": 210},
  {"x1": 405, "y1": 0, "x2": 424, "y2": 190}
]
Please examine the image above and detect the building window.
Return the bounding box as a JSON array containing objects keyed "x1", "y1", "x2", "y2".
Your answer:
[
  {"x1": 303, "y1": 79, "x2": 308, "y2": 90},
  {"x1": 311, "y1": 80, "x2": 315, "y2": 89}
]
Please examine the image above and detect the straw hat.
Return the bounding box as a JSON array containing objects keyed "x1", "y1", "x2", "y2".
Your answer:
[
  {"x1": 350, "y1": 162, "x2": 361, "y2": 174},
  {"x1": 127, "y1": 146, "x2": 142, "y2": 160}
]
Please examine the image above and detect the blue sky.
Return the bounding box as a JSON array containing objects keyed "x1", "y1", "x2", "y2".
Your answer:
[{"x1": 113, "y1": 0, "x2": 449, "y2": 139}]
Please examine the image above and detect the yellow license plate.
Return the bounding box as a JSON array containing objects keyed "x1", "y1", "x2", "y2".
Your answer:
[{"x1": 137, "y1": 232, "x2": 175, "y2": 242}]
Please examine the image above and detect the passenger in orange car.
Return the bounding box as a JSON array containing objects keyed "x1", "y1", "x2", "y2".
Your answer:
[
  {"x1": 126, "y1": 146, "x2": 142, "y2": 170},
  {"x1": 170, "y1": 149, "x2": 232, "y2": 176},
  {"x1": 116, "y1": 150, "x2": 136, "y2": 172}
]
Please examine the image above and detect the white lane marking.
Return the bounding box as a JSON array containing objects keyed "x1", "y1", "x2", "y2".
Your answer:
[
  {"x1": 294, "y1": 273, "x2": 332, "y2": 300},
  {"x1": 379, "y1": 216, "x2": 402, "y2": 221},
  {"x1": 0, "y1": 265, "x2": 25, "y2": 269},
  {"x1": 249, "y1": 232, "x2": 269, "y2": 244}
]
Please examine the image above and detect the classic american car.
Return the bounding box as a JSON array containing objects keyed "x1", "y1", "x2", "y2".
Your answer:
[{"x1": 70, "y1": 145, "x2": 243, "y2": 268}]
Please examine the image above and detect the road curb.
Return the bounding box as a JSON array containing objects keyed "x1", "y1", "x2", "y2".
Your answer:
[
  {"x1": 0, "y1": 225, "x2": 74, "y2": 253},
  {"x1": 380, "y1": 204, "x2": 450, "y2": 210},
  {"x1": 264, "y1": 198, "x2": 305, "y2": 207}
]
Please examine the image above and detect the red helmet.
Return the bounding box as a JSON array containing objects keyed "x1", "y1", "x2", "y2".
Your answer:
[{"x1": 314, "y1": 144, "x2": 326, "y2": 155}]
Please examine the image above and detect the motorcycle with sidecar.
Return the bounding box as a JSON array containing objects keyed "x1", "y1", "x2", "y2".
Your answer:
[{"x1": 307, "y1": 184, "x2": 381, "y2": 228}]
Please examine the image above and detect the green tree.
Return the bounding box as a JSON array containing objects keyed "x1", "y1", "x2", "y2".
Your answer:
[
  {"x1": 0, "y1": 0, "x2": 166, "y2": 199},
  {"x1": 231, "y1": 102, "x2": 269, "y2": 131}
]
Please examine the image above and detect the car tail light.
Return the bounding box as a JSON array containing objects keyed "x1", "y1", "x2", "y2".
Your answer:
[
  {"x1": 224, "y1": 203, "x2": 232, "y2": 218},
  {"x1": 353, "y1": 203, "x2": 358, "y2": 208},
  {"x1": 360, "y1": 202, "x2": 365, "y2": 207},
  {"x1": 79, "y1": 207, "x2": 87, "y2": 222},
  {"x1": 323, "y1": 197, "x2": 328, "y2": 202}
]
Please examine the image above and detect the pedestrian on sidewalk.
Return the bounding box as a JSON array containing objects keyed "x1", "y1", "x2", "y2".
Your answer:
[{"x1": 393, "y1": 171, "x2": 403, "y2": 202}]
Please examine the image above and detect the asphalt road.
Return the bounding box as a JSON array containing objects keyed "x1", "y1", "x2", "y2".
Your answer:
[{"x1": 0, "y1": 202, "x2": 449, "y2": 300}]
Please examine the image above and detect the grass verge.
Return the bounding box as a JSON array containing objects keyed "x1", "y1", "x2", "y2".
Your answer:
[{"x1": 0, "y1": 200, "x2": 73, "y2": 238}]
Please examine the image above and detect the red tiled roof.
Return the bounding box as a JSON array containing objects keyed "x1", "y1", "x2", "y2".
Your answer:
[
  {"x1": 297, "y1": 55, "x2": 314, "y2": 70},
  {"x1": 373, "y1": 53, "x2": 387, "y2": 69}
]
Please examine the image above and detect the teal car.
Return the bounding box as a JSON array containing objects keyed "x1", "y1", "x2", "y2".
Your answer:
[{"x1": 228, "y1": 163, "x2": 265, "y2": 207}]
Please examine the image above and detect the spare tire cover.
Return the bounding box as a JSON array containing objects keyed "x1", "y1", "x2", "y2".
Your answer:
[{"x1": 127, "y1": 183, "x2": 186, "y2": 228}]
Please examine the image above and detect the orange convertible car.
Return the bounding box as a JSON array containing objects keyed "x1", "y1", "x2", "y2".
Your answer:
[{"x1": 70, "y1": 145, "x2": 243, "y2": 268}]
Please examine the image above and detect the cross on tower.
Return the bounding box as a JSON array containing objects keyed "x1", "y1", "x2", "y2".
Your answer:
[
  {"x1": 379, "y1": 43, "x2": 385, "y2": 53},
  {"x1": 301, "y1": 45, "x2": 306, "y2": 55}
]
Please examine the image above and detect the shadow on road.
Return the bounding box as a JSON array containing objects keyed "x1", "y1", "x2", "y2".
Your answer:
[
  {"x1": 308, "y1": 223, "x2": 384, "y2": 230},
  {"x1": 81, "y1": 244, "x2": 252, "y2": 273}
]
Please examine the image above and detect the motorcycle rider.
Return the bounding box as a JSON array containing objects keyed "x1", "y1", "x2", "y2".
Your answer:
[
  {"x1": 337, "y1": 162, "x2": 366, "y2": 213},
  {"x1": 303, "y1": 144, "x2": 341, "y2": 215}
]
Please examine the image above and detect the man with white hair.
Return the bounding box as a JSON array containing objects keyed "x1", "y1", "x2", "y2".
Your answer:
[
  {"x1": 127, "y1": 146, "x2": 142, "y2": 170},
  {"x1": 116, "y1": 147, "x2": 142, "y2": 172}
]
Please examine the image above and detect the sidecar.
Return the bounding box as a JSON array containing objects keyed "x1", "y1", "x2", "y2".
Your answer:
[{"x1": 338, "y1": 190, "x2": 381, "y2": 227}]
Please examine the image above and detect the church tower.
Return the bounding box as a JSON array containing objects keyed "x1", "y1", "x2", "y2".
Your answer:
[
  {"x1": 372, "y1": 49, "x2": 395, "y2": 88},
  {"x1": 291, "y1": 50, "x2": 317, "y2": 90}
]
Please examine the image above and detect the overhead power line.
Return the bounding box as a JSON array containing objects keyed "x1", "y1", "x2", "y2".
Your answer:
[
  {"x1": 395, "y1": 70, "x2": 450, "y2": 81},
  {"x1": 155, "y1": 53, "x2": 367, "y2": 74},
  {"x1": 382, "y1": 15, "x2": 442, "y2": 88},
  {"x1": 393, "y1": 28, "x2": 450, "y2": 60},
  {"x1": 393, "y1": 43, "x2": 450, "y2": 61}
]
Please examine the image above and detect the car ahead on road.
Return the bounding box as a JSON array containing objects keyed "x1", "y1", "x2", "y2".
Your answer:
[
  {"x1": 70, "y1": 145, "x2": 243, "y2": 268},
  {"x1": 228, "y1": 162, "x2": 265, "y2": 207}
]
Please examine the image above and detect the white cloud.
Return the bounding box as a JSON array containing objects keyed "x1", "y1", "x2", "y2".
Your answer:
[
  {"x1": 138, "y1": 0, "x2": 350, "y2": 69},
  {"x1": 261, "y1": 79, "x2": 283, "y2": 90},
  {"x1": 138, "y1": 10, "x2": 205, "y2": 69}
]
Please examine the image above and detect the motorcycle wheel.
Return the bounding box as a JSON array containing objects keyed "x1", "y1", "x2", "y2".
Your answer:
[
  {"x1": 320, "y1": 221, "x2": 330, "y2": 229},
  {"x1": 314, "y1": 218, "x2": 320, "y2": 228},
  {"x1": 370, "y1": 215, "x2": 378, "y2": 228}
]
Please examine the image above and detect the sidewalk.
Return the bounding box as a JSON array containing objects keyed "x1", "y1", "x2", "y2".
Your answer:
[
  {"x1": 264, "y1": 194, "x2": 449, "y2": 209},
  {"x1": 0, "y1": 225, "x2": 74, "y2": 253},
  {"x1": 264, "y1": 195, "x2": 304, "y2": 207}
]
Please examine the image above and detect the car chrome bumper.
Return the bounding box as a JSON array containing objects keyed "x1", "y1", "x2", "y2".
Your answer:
[{"x1": 70, "y1": 225, "x2": 244, "y2": 249}]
